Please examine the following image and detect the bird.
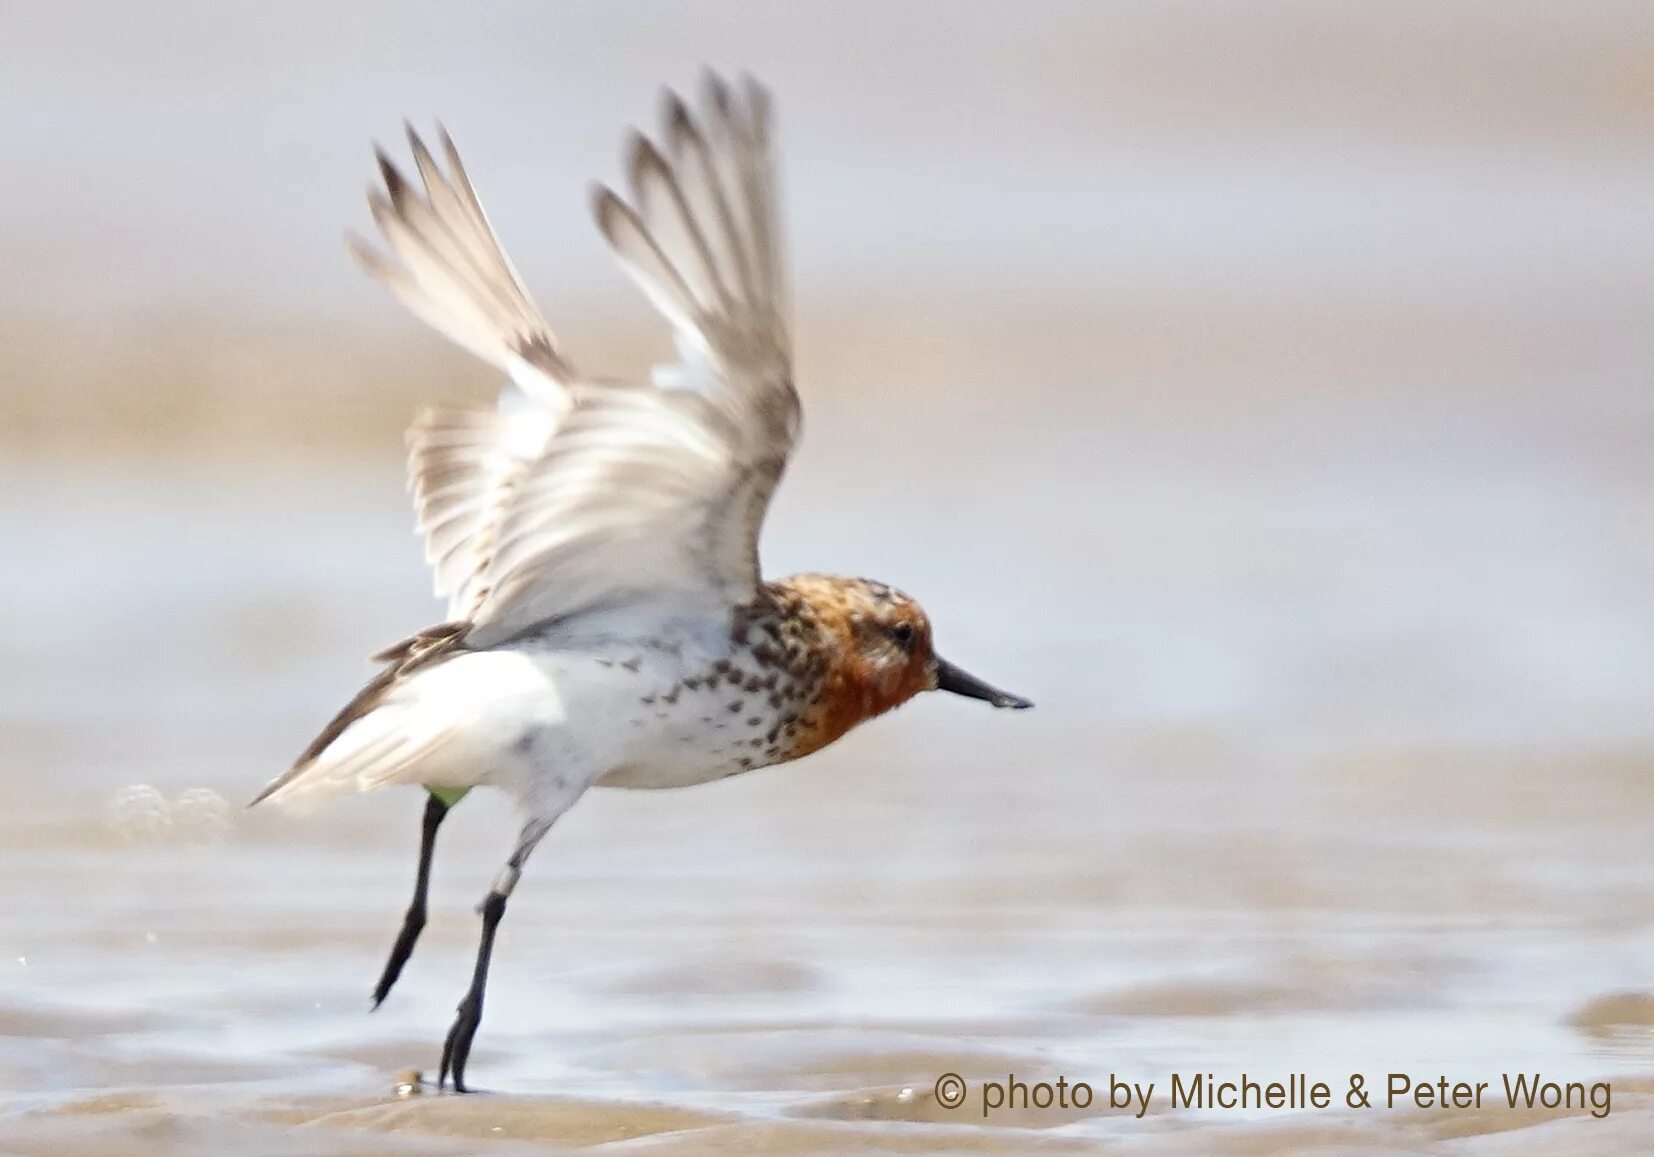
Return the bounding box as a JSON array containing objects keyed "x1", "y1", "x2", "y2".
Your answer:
[{"x1": 250, "y1": 72, "x2": 1031, "y2": 1093}]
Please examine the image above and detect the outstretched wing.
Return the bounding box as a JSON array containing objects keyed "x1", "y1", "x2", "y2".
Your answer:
[
  {"x1": 354, "y1": 74, "x2": 796, "y2": 643},
  {"x1": 348, "y1": 125, "x2": 575, "y2": 408}
]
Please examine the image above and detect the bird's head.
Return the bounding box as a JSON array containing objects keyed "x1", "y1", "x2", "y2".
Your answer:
[{"x1": 774, "y1": 575, "x2": 1031, "y2": 754}]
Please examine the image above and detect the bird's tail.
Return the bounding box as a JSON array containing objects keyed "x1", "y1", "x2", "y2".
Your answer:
[{"x1": 249, "y1": 629, "x2": 469, "y2": 814}]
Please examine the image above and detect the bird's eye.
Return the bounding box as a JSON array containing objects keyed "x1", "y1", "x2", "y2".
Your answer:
[{"x1": 891, "y1": 622, "x2": 915, "y2": 648}]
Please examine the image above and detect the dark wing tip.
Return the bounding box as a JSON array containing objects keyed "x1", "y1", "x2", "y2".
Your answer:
[
  {"x1": 437, "y1": 123, "x2": 465, "y2": 171},
  {"x1": 660, "y1": 85, "x2": 690, "y2": 123},
  {"x1": 590, "y1": 182, "x2": 638, "y2": 246},
  {"x1": 589, "y1": 181, "x2": 621, "y2": 222},
  {"x1": 660, "y1": 88, "x2": 695, "y2": 148},
  {"x1": 373, "y1": 145, "x2": 411, "y2": 202},
  {"x1": 623, "y1": 129, "x2": 666, "y2": 189},
  {"x1": 404, "y1": 121, "x2": 435, "y2": 165},
  {"x1": 245, "y1": 780, "x2": 280, "y2": 809},
  {"x1": 700, "y1": 67, "x2": 733, "y2": 113}
]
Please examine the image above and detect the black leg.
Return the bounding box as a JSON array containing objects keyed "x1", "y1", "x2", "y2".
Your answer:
[
  {"x1": 438, "y1": 818, "x2": 552, "y2": 1094},
  {"x1": 438, "y1": 889, "x2": 504, "y2": 1093},
  {"x1": 371, "y1": 792, "x2": 451, "y2": 1009}
]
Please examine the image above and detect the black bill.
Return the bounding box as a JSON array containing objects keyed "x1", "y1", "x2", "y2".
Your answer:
[{"x1": 934, "y1": 657, "x2": 1033, "y2": 709}]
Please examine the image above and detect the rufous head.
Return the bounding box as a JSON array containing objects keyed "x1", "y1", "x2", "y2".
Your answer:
[{"x1": 778, "y1": 575, "x2": 1031, "y2": 752}]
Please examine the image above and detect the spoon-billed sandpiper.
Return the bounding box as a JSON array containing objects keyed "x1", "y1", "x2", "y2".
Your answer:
[{"x1": 252, "y1": 73, "x2": 1030, "y2": 1092}]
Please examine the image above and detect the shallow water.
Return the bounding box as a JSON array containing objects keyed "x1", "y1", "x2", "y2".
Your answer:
[{"x1": 3, "y1": 379, "x2": 1652, "y2": 1153}]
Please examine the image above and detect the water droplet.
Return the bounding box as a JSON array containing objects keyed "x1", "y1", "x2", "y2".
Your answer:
[
  {"x1": 172, "y1": 788, "x2": 234, "y2": 844},
  {"x1": 105, "y1": 785, "x2": 171, "y2": 844}
]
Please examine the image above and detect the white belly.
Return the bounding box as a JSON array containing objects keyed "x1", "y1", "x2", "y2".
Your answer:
[{"x1": 499, "y1": 636, "x2": 785, "y2": 793}]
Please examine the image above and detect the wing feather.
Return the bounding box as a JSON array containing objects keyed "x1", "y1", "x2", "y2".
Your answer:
[
  {"x1": 406, "y1": 399, "x2": 559, "y2": 619},
  {"x1": 352, "y1": 76, "x2": 797, "y2": 647},
  {"x1": 591, "y1": 188, "x2": 705, "y2": 342},
  {"x1": 662, "y1": 92, "x2": 756, "y2": 309},
  {"x1": 351, "y1": 128, "x2": 575, "y2": 407}
]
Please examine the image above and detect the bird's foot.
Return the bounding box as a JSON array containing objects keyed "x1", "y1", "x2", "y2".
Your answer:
[{"x1": 437, "y1": 991, "x2": 484, "y2": 1093}]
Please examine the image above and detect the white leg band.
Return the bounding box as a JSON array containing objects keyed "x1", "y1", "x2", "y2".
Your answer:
[{"x1": 491, "y1": 864, "x2": 522, "y2": 898}]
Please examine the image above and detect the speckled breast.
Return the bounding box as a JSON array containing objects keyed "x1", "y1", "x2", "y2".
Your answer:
[{"x1": 592, "y1": 592, "x2": 838, "y2": 789}]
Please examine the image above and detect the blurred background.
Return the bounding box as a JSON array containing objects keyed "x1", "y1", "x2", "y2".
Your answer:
[{"x1": 2, "y1": 3, "x2": 1652, "y2": 1153}]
